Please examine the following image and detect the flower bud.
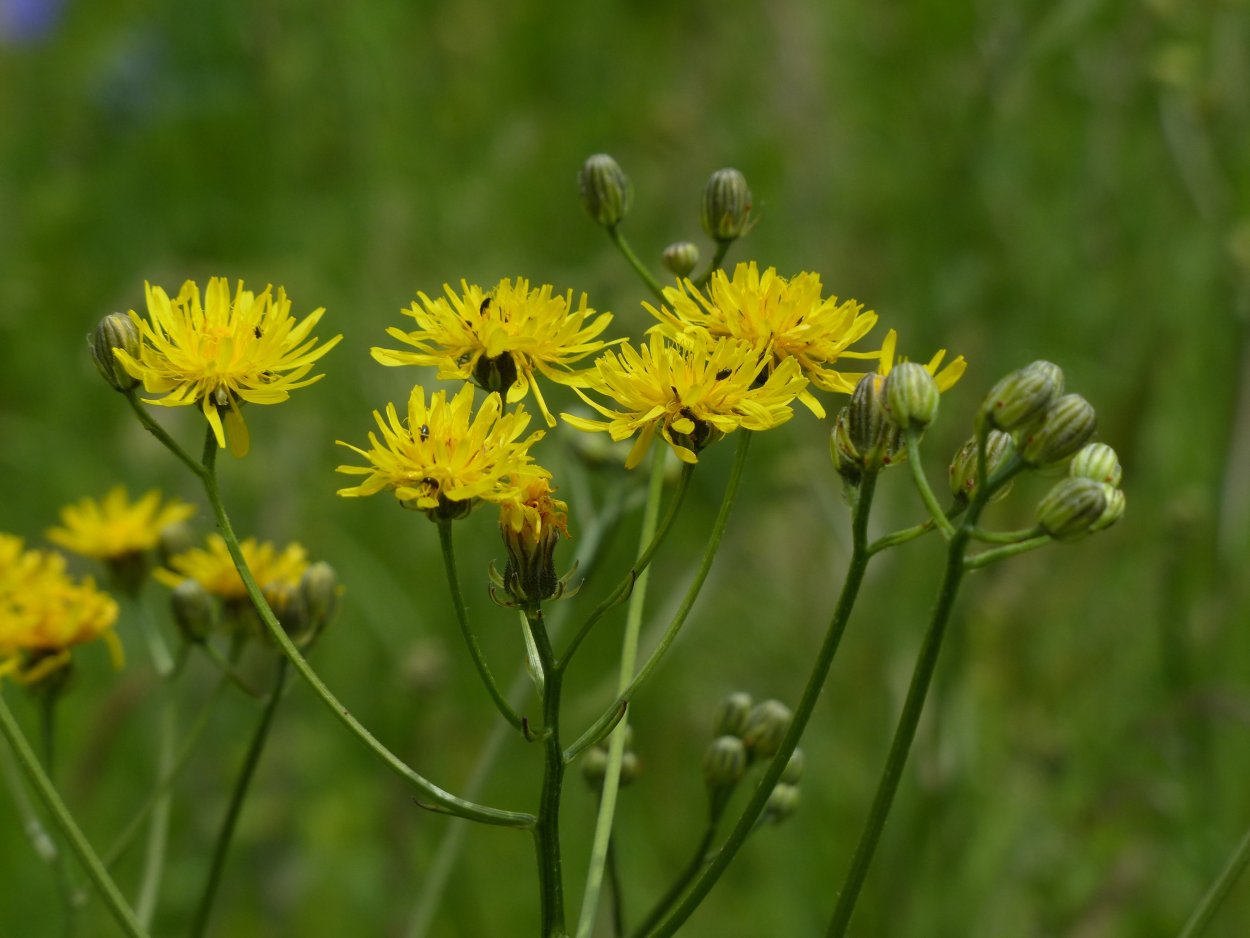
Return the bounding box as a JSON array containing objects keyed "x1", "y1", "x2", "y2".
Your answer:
[
  {"x1": 885, "y1": 361, "x2": 940, "y2": 431},
  {"x1": 171, "y1": 579, "x2": 215, "y2": 643},
  {"x1": 981, "y1": 361, "x2": 1064, "y2": 432},
  {"x1": 700, "y1": 168, "x2": 752, "y2": 242},
  {"x1": 618, "y1": 750, "x2": 641, "y2": 787},
  {"x1": 703, "y1": 735, "x2": 748, "y2": 792},
  {"x1": 1037, "y1": 477, "x2": 1108, "y2": 541},
  {"x1": 846, "y1": 374, "x2": 903, "y2": 470},
  {"x1": 156, "y1": 521, "x2": 195, "y2": 569},
  {"x1": 90, "y1": 313, "x2": 142, "y2": 392},
  {"x1": 780, "y1": 747, "x2": 805, "y2": 785},
  {"x1": 1069, "y1": 442, "x2": 1122, "y2": 487},
  {"x1": 713, "y1": 691, "x2": 753, "y2": 738},
  {"x1": 300, "y1": 562, "x2": 341, "y2": 640},
  {"x1": 741, "y1": 699, "x2": 792, "y2": 760},
  {"x1": 1090, "y1": 484, "x2": 1126, "y2": 532},
  {"x1": 1019, "y1": 393, "x2": 1097, "y2": 466},
  {"x1": 764, "y1": 783, "x2": 801, "y2": 823},
  {"x1": 949, "y1": 431, "x2": 1015, "y2": 503},
  {"x1": 268, "y1": 582, "x2": 312, "y2": 644},
  {"x1": 662, "y1": 241, "x2": 700, "y2": 278},
  {"x1": 579, "y1": 154, "x2": 633, "y2": 229},
  {"x1": 581, "y1": 747, "x2": 609, "y2": 789},
  {"x1": 499, "y1": 477, "x2": 571, "y2": 604}
]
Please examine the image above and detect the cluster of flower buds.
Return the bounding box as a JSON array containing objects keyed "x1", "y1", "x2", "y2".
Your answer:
[
  {"x1": 581, "y1": 724, "x2": 641, "y2": 792},
  {"x1": 702, "y1": 691, "x2": 801, "y2": 823},
  {"x1": 1037, "y1": 442, "x2": 1126, "y2": 540},
  {"x1": 830, "y1": 373, "x2": 904, "y2": 483},
  {"x1": 979, "y1": 361, "x2": 1096, "y2": 468}
]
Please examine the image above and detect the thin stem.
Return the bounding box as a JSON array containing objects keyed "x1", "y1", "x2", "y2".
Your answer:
[
  {"x1": 963, "y1": 535, "x2": 1050, "y2": 570},
  {"x1": 197, "y1": 442, "x2": 532, "y2": 828},
  {"x1": 607, "y1": 226, "x2": 666, "y2": 302},
  {"x1": 530, "y1": 609, "x2": 568, "y2": 937},
  {"x1": 560, "y1": 464, "x2": 694, "y2": 669},
  {"x1": 437, "y1": 519, "x2": 524, "y2": 732},
  {"x1": 124, "y1": 391, "x2": 205, "y2": 479},
  {"x1": 134, "y1": 698, "x2": 175, "y2": 928},
  {"x1": 605, "y1": 834, "x2": 627, "y2": 938},
  {"x1": 693, "y1": 241, "x2": 733, "y2": 288},
  {"x1": 631, "y1": 822, "x2": 718, "y2": 937},
  {"x1": 566, "y1": 434, "x2": 751, "y2": 764},
  {"x1": 0, "y1": 691, "x2": 150, "y2": 938},
  {"x1": 905, "y1": 429, "x2": 955, "y2": 538},
  {"x1": 868, "y1": 519, "x2": 934, "y2": 555},
  {"x1": 133, "y1": 598, "x2": 175, "y2": 679},
  {"x1": 1179, "y1": 822, "x2": 1250, "y2": 938},
  {"x1": 574, "y1": 443, "x2": 668, "y2": 938},
  {"x1": 968, "y1": 525, "x2": 1043, "y2": 545},
  {"x1": 643, "y1": 469, "x2": 880, "y2": 938},
  {"x1": 190, "y1": 657, "x2": 289, "y2": 938},
  {"x1": 198, "y1": 640, "x2": 264, "y2": 698}
]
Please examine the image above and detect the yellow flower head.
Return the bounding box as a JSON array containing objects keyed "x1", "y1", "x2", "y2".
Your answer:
[
  {"x1": 371, "y1": 278, "x2": 617, "y2": 427},
  {"x1": 561, "y1": 331, "x2": 808, "y2": 469},
  {"x1": 114, "y1": 278, "x2": 343, "y2": 457},
  {"x1": 647, "y1": 262, "x2": 882, "y2": 418},
  {"x1": 497, "y1": 471, "x2": 572, "y2": 604},
  {"x1": 336, "y1": 383, "x2": 546, "y2": 520},
  {"x1": 155, "y1": 533, "x2": 308, "y2": 604},
  {"x1": 47, "y1": 486, "x2": 195, "y2": 562},
  {"x1": 0, "y1": 535, "x2": 122, "y2": 685}
]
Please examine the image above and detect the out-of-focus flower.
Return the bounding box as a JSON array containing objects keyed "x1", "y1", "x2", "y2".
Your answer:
[{"x1": 47, "y1": 486, "x2": 194, "y2": 563}]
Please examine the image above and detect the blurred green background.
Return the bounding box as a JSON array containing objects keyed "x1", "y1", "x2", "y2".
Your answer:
[{"x1": 2, "y1": 0, "x2": 1249, "y2": 935}]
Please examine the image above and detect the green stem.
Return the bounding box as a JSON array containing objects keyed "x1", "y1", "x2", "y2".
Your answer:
[
  {"x1": 560, "y1": 464, "x2": 694, "y2": 669},
  {"x1": 124, "y1": 391, "x2": 206, "y2": 479},
  {"x1": 134, "y1": 698, "x2": 175, "y2": 928},
  {"x1": 693, "y1": 241, "x2": 733, "y2": 288},
  {"x1": 190, "y1": 657, "x2": 289, "y2": 938},
  {"x1": 574, "y1": 443, "x2": 668, "y2": 938},
  {"x1": 607, "y1": 226, "x2": 666, "y2": 302},
  {"x1": 963, "y1": 535, "x2": 1050, "y2": 570},
  {"x1": 197, "y1": 441, "x2": 532, "y2": 828},
  {"x1": 1179, "y1": 822, "x2": 1250, "y2": 938},
  {"x1": 606, "y1": 834, "x2": 627, "y2": 938},
  {"x1": 198, "y1": 640, "x2": 264, "y2": 698},
  {"x1": 0, "y1": 691, "x2": 150, "y2": 938},
  {"x1": 868, "y1": 519, "x2": 934, "y2": 555},
  {"x1": 968, "y1": 525, "x2": 1043, "y2": 545},
  {"x1": 905, "y1": 429, "x2": 955, "y2": 538},
  {"x1": 565, "y1": 434, "x2": 751, "y2": 764},
  {"x1": 437, "y1": 519, "x2": 524, "y2": 732},
  {"x1": 631, "y1": 822, "x2": 718, "y2": 937},
  {"x1": 644, "y1": 470, "x2": 880, "y2": 938},
  {"x1": 530, "y1": 609, "x2": 568, "y2": 937}
]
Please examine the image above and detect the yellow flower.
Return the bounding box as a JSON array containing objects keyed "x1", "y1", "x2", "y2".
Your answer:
[
  {"x1": 561, "y1": 331, "x2": 808, "y2": 469},
  {"x1": 47, "y1": 486, "x2": 195, "y2": 562},
  {"x1": 647, "y1": 262, "x2": 882, "y2": 418},
  {"x1": 371, "y1": 278, "x2": 617, "y2": 427},
  {"x1": 336, "y1": 383, "x2": 546, "y2": 519},
  {"x1": 877, "y1": 328, "x2": 966, "y2": 391},
  {"x1": 115, "y1": 278, "x2": 342, "y2": 457},
  {"x1": 497, "y1": 471, "x2": 572, "y2": 604},
  {"x1": 0, "y1": 535, "x2": 122, "y2": 685},
  {"x1": 155, "y1": 534, "x2": 308, "y2": 604}
]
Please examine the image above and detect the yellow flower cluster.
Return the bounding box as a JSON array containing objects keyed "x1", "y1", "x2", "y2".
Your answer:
[
  {"x1": 47, "y1": 486, "x2": 194, "y2": 562},
  {"x1": 0, "y1": 535, "x2": 121, "y2": 684},
  {"x1": 156, "y1": 534, "x2": 308, "y2": 605}
]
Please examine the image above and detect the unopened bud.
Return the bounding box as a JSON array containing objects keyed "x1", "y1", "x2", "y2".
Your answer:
[
  {"x1": 846, "y1": 374, "x2": 902, "y2": 470},
  {"x1": 764, "y1": 783, "x2": 801, "y2": 823},
  {"x1": 300, "y1": 562, "x2": 341, "y2": 640},
  {"x1": 1037, "y1": 477, "x2": 1107, "y2": 541},
  {"x1": 981, "y1": 361, "x2": 1064, "y2": 432},
  {"x1": 171, "y1": 579, "x2": 215, "y2": 643},
  {"x1": 703, "y1": 735, "x2": 748, "y2": 792},
  {"x1": 741, "y1": 699, "x2": 792, "y2": 760},
  {"x1": 1091, "y1": 484, "x2": 1126, "y2": 532},
  {"x1": 579, "y1": 154, "x2": 633, "y2": 229},
  {"x1": 662, "y1": 241, "x2": 700, "y2": 278},
  {"x1": 1020, "y1": 393, "x2": 1097, "y2": 466},
  {"x1": 885, "y1": 362, "x2": 940, "y2": 431},
  {"x1": 949, "y1": 430, "x2": 1015, "y2": 503},
  {"x1": 780, "y1": 747, "x2": 805, "y2": 785},
  {"x1": 700, "y1": 168, "x2": 752, "y2": 242},
  {"x1": 713, "y1": 691, "x2": 753, "y2": 738},
  {"x1": 1069, "y1": 442, "x2": 1122, "y2": 487},
  {"x1": 268, "y1": 582, "x2": 311, "y2": 643},
  {"x1": 156, "y1": 521, "x2": 195, "y2": 568},
  {"x1": 581, "y1": 747, "x2": 609, "y2": 789},
  {"x1": 90, "y1": 313, "x2": 141, "y2": 392}
]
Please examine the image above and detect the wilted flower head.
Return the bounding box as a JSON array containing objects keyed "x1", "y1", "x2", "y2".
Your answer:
[
  {"x1": 0, "y1": 535, "x2": 121, "y2": 685},
  {"x1": 562, "y1": 331, "x2": 807, "y2": 469},
  {"x1": 114, "y1": 278, "x2": 342, "y2": 457},
  {"x1": 647, "y1": 262, "x2": 881, "y2": 418},
  {"x1": 337, "y1": 384, "x2": 545, "y2": 520},
  {"x1": 372, "y1": 278, "x2": 616, "y2": 427}
]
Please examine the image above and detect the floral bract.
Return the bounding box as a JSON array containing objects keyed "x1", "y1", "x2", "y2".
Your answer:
[
  {"x1": 372, "y1": 278, "x2": 617, "y2": 427},
  {"x1": 115, "y1": 277, "x2": 342, "y2": 457},
  {"x1": 562, "y1": 331, "x2": 807, "y2": 468}
]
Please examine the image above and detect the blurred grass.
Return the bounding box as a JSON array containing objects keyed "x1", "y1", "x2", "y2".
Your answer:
[{"x1": 3, "y1": 0, "x2": 1250, "y2": 935}]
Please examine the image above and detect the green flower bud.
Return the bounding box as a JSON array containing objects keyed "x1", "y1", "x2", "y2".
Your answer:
[
  {"x1": 780, "y1": 747, "x2": 805, "y2": 785},
  {"x1": 741, "y1": 699, "x2": 792, "y2": 760},
  {"x1": 949, "y1": 430, "x2": 1016, "y2": 504},
  {"x1": 268, "y1": 582, "x2": 311, "y2": 644},
  {"x1": 1037, "y1": 477, "x2": 1108, "y2": 541},
  {"x1": 703, "y1": 735, "x2": 748, "y2": 792},
  {"x1": 1090, "y1": 484, "x2": 1126, "y2": 532},
  {"x1": 579, "y1": 154, "x2": 633, "y2": 229},
  {"x1": 713, "y1": 691, "x2": 753, "y2": 738},
  {"x1": 1069, "y1": 442, "x2": 1122, "y2": 487},
  {"x1": 981, "y1": 361, "x2": 1064, "y2": 432},
  {"x1": 1019, "y1": 393, "x2": 1097, "y2": 466},
  {"x1": 171, "y1": 579, "x2": 215, "y2": 644},
  {"x1": 700, "y1": 168, "x2": 752, "y2": 242},
  {"x1": 830, "y1": 409, "x2": 861, "y2": 485},
  {"x1": 885, "y1": 361, "x2": 940, "y2": 431},
  {"x1": 618, "y1": 750, "x2": 641, "y2": 787},
  {"x1": 764, "y1": 783, "x2": 801, "y2": 823},
  {"x1": 300, "y1": 562, "x2": 341, "y2": 640},
  {"x1": 846, "y1": 374, "x2": 903, "y2": 470},
  {"x1": 89, "y1": 313, "x2": 141, "y2": 392},
  {"x1": 156, "y1": 521, "x2": 195, "y2": 569},
  {"x1": 662, "y1": 241, "x2": 700, "y2": 278},
  {"x1": 581, "y1": 747, "x2": 609, "y2": 790}
]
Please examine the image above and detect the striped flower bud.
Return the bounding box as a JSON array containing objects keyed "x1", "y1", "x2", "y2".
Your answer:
[
  {"x1": 662, "y1": 241, "x2": 700, "y2": 278},
  {"x1": 981, "y1": 361, "x2": 1064, "y2": 432},
  {"x1": 1020, "y1": 393, "x2": 1097, "y2": 466},
  {"x1": 1037, "y1": 477, "x2": 1107, "y2": 541},
  {"x1": 579, "y1": 154, "x2": 633, "y2": 229},
  {"x1": 885, "y1": 361, "x2": 940, "y2": 431},
  {"x1": 700, "y1": 168, "x2": 752, "y2": 242},
  {"x1": 949, "y1": 430, "x2": 1016, "y2": 503},
  {"x1": 741, "y1": 699, "x2": 792, "y2": 760},
  {"x1": 1069, "y1": 442, "x2": 1122, "y2": 487},
  {"x1": 90, "y1": 313, "x2": 142, "y2": 392}
]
